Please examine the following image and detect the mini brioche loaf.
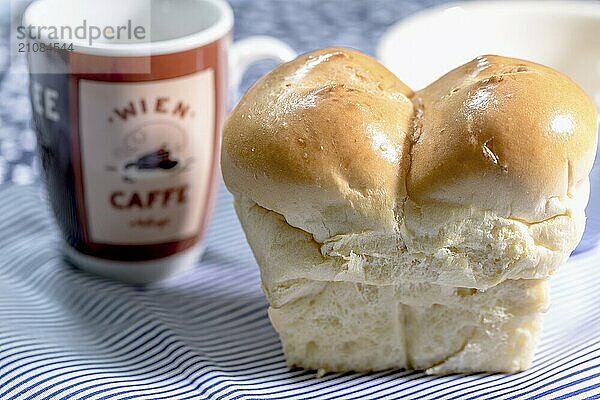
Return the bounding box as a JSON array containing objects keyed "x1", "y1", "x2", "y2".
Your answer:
[{"x1": 221, "y1": 48, "x2": 598, "y2": 374}]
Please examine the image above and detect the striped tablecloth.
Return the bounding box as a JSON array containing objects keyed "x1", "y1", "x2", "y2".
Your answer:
[{"x1": 0, "y1": 182, "x2": 599, "y2": 400}]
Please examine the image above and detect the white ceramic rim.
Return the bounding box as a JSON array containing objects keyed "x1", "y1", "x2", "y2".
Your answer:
[
  {"x1": 377, "y1": 0, "x2": 600, "y2": 67},
  {"x1": 22, "y1": 0, "x2": 234, "y2": 57}
]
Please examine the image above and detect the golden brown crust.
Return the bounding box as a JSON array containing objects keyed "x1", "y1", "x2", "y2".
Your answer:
[
  {"x1": 222, "y1": 51, "x2": 598, "y2": 238},
  {"x1": 409, "y1": 55, "x2": 598, "y2": 220},
  {"x1": 222, "y1": 48, "x2": 414, "y2": 239}
]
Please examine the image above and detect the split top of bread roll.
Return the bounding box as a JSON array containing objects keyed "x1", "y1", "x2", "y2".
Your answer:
[{"x1": 222, "y1": 49, "x2": 598, "y2": 289}]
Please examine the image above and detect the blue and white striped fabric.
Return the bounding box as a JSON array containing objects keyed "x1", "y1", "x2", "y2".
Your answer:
[{"x1": 0, "y1": 182, "x2": 599, "y2": 400}]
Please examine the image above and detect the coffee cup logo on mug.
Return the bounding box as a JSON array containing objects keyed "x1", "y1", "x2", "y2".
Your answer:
[{"x1": 23, "y1": 0, "x2": 295, "y2": 284}]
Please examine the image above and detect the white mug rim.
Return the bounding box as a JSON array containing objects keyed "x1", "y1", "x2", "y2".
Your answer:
[{"x1": 22, "y1": 0, "x2": 233, "y2": 57}]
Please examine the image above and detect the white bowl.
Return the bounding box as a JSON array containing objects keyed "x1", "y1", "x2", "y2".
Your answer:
[{"x1": 377, "y1": 0, "x2": 600, "y2": 107}]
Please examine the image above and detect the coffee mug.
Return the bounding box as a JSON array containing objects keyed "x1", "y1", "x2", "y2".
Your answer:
[{"x1": 23, "y1": 0, "x2": 295, "y2": 283}]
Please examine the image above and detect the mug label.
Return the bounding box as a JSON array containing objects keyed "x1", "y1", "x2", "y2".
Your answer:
[{"x1": 78, "y1": 70, "x2": 215, "y2": 245}]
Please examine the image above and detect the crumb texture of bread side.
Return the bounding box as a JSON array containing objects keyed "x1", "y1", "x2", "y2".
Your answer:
[{"x1": 236, "y1": 197, "x2": 547, "y2": 374}]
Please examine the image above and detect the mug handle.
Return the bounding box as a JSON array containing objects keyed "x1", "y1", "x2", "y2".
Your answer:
[{"x1": 229, "y1": 36, "x2": 296, "y2": 94}]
